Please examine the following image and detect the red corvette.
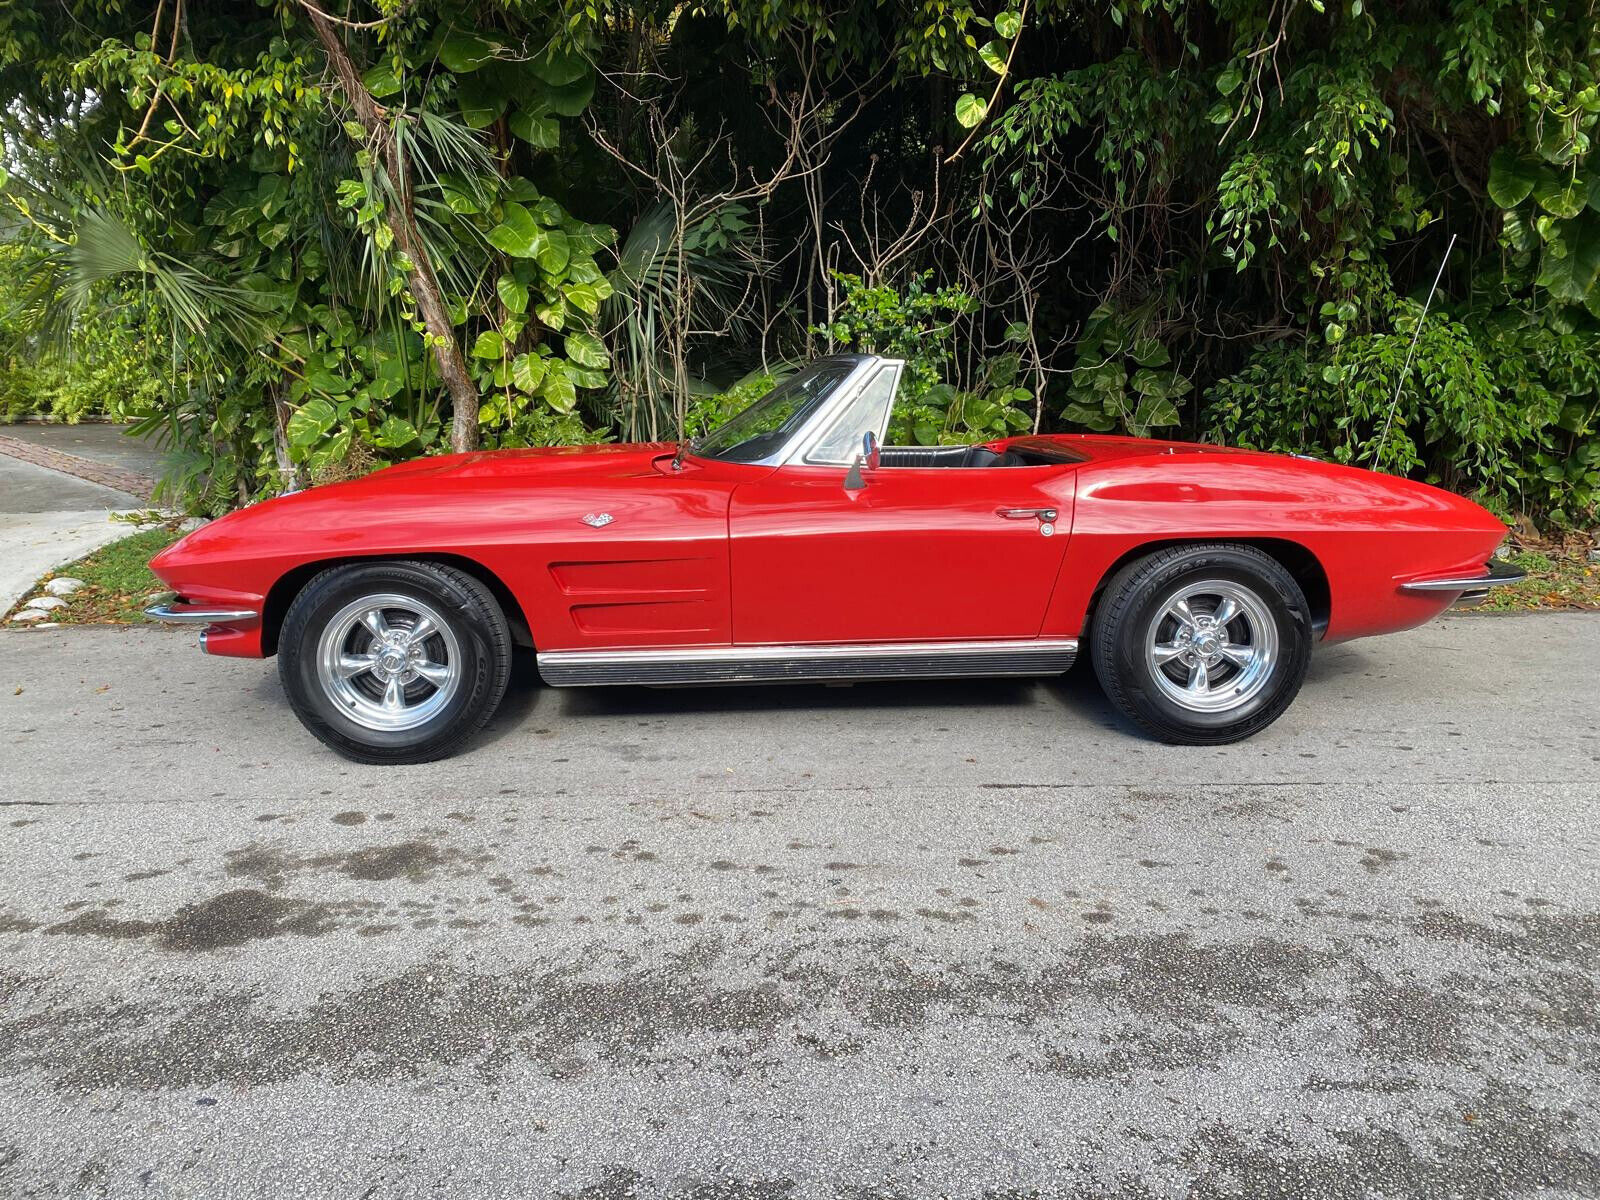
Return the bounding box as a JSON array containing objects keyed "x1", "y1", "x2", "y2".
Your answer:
[{"x1": 147, "y1": 354, "x2": 1521, "y2": 763}]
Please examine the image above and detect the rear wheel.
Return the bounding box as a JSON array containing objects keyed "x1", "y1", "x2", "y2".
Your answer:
[
  {"x1": 1089, "y1": 544, "x2": 1312, "y2": 745},
  {"x1": 278, "y1": 561, "x2": 512, "y2": 764}
]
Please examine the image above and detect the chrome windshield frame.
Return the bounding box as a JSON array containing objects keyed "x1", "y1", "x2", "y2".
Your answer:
[{"x1": 687, "y1": 354, "x2": 899, "y2": 469}]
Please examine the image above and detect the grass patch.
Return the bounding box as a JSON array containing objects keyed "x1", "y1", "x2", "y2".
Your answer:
[
  {"x1": 1478, "y1": 542, "x2": 1600, "y2": 612},
  {"x1": 5, "y1": 526, "x2": 184, "y2": 625}
]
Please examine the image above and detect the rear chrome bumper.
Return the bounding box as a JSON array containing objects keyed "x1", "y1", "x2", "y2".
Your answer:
[
  {"x1": 1398, "y1": 559, "x2": 1526, "y2": 607},
  {"x1": 143, "y1": 592, "x2": 260, "y2": 625}
]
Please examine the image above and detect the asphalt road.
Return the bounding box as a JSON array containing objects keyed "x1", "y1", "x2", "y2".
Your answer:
[{"x1": 1, "y1": 615, "x2": 1597, "y2": 1198}]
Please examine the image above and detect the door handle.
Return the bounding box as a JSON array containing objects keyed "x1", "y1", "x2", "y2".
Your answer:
[{"x1": 996, "y1": 507, "x2": 1058, "y2": 521}]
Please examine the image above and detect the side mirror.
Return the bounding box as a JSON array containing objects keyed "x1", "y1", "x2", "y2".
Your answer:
[{"x1": 844, "y1": 430, "x2": 879, "y2": 492}]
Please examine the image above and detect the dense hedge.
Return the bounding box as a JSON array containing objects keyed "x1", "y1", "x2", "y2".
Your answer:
[{"x1": 0, "y1": 1, "x2": 1594, "y2": 526}]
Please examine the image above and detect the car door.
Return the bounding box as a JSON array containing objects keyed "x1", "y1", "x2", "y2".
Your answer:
[{"x1": 729, "y1": 455, "x2": 1077, "y2": 647}]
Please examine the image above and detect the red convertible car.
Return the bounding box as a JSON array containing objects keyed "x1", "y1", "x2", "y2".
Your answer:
[{"x1": 147, "y1": 354, "x2": 1520, "y2": 763}]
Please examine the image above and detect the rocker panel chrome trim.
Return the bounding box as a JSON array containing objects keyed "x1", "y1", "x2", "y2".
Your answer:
[{"x1": 537, "y1": 638, "x2": 1079, "y2": 687}]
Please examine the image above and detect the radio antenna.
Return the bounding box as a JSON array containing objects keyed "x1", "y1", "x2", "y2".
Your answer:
[{"x1": 1372, "y1": 233, "x2": 1457, "y2": 467}]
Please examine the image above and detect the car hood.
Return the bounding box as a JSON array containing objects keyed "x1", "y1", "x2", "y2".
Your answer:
[{"x1": 360, "y1": 440, "x2": 680, "y2": 486}]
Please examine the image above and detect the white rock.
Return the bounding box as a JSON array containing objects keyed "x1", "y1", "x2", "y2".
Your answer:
[
  {"x1": 33, "y1": 623, "x2": 59, "y2": 630},
  {"x1": 22, "y1": 595, "x2": 66, "y2": 611},
  {"x1": 45, "y1": 577, "x2": 86, "y2": 597},
  {"x1": 9, "y1": 610, "x2": 48, "y2": 623}
]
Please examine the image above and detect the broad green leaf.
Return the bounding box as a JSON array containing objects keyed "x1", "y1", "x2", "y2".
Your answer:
[
  {"x1": 307, "y1": 428, "x2": 352, "y2": 470},
  {"x1": 529, "y1": 47, "x2": 590, "y2": 87},
  {"x1": 440, "y1": 179, "x2": 481, "y2": 215},
  {"x1": 563, "y1": 280, "x2": 607, "y2": 316},
  {"x1": 994, "y1": 9, "x2": 1022, "y2": 38},
  {"x1": 457, "y1": 73, "x2": 507, "y2": 129},
  {"x1": 471, "y1": 330, "x2": 506, "y2": 359},
  {"x1": 1484, "y1": 150, "x2": 1536, "y2": 211},
  {"x1": 304, "y1": 364, "x2": 352, "y2": 395},
  {"x1": 509, "y1": 110, "x2": 559, "y2": 149},
  {"x1": 1501, "y1": 207, "x2": 1536, "y2": 253},
  {"x1": 534, "y1": 295, "x2": 567, "y2": 330},
  {"x1": 564, "y1": 330, "x2": 610, "y2": 369},
  {"x1": 371, "y1": 415, "x2": 419, "y2": 448},
  {"x1": 497, "y1": 275, "x2": 529, "y2": 313},
  {"x1": 0, "y1": 166, "x2": 9, "y2": 191},
  {"x1": 1002, "y1": 321, "x2": 1029, "y2": 343},
  {"x1": 542, "y1": 367, "x2": 577, "y2": 413},
  {"x1": 543, "y1": 73, "x2": 596, "y2": 117},
  {"x1": 361, "y1": 61, "x2": 401, "y2": 98},
  {"x1": 439, "y1": 32, "x2": 498, "y2": 74},
  {"x1": 955, "y1": 93, "x2": 988, "y2": 128},
  {"x1": 1131, "y1": 367, "x2": 1191, "y2": 400},
  {"x1": 1133, "y1": 396, "x2": 1181, "y2": 428},
  {"x1": 487, "y1": 202, "x2": 571, "y2": 272},
  {"x1": 1534, "y1": 170, "x2": 1588, "y2": 219},
  {"x1": 1062, "y1": 401, "x2": 1116, "y2": 432},
  {"x1": 1536, "y1": 214, "x2": 1600, "y2": 303},
  {"x1": 486, "y1": 201, "x2": 541, "y2": 257},
  {"x1": 286, "y1": 398, "x2": 337, "y2": 447},
  {"x1": 1216, "y1": 67, "x2": 1242, "y2": 96},
  {"x1": 511, "y1": 352, "x2": 547, "y2": 393},
  {"x1": 529, "y1": 196, "x2": 565, "y2": 226},
  {"x1": 535, "y1": 227, "x2": 571, "y2": 274},
  {"x1": 978, "y1": 41, "x2": 1007, "y2": 74},
  {"x1": 1130, "y1": 337, "x2": 1170, "y2": 367}
]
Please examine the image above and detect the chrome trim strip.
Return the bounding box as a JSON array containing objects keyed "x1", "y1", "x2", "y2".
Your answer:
[
  {"x1": 537, "y1": 638, "x2": 1079, "y2": 687},
  {"x1": 686, "y1": 355, "x2": 889, "y2": 469},
  {"x1": 1398, "y1": 559, "x2": 1526, "y2": 594},
  {"x1": 143, "y1": 594, "x2": 259, "y2": 625}
]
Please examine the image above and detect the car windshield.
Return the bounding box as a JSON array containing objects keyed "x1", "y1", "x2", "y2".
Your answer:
[{"x1": 689, "y1": 360, "x2": 858, "y2": 463}]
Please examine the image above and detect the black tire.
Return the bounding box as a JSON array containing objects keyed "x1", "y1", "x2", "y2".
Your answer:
[
  {"x1": 1089, "y1": 543, "x2": 1312, "y2": 745},
  {"x1": 277, "y1": 560, "x2": 513, "y2": 764}
]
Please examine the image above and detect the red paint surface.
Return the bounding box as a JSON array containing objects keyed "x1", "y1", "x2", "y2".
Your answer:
[{"x1": 150, "y1": 434, "x2": 1507, "y2": 658}]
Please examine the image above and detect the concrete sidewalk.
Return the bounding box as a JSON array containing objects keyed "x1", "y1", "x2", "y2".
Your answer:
[{"x1": 0, "y1": 450, "x2": 138, "y2": 613}]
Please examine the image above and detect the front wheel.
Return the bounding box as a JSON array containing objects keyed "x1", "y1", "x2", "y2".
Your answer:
[
  {"x1": 278, "y1": 560, "x2": 512, "y2": 764},
  {"x1": 1089, "y1": 544, "x2": 1312, "y2": 745}
]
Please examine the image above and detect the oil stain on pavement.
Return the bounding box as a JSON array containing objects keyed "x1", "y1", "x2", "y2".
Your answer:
[{"x1": 1, "y1": 788, "x2": 1598, "y2": 1199}]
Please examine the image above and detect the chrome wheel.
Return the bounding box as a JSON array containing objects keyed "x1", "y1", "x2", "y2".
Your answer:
[
  {"x1": 1145, "y1": 578, "x2": 1279, "y2": 714},
  {"x1": 314, "y1": 593, "x2": 462, "y2": 732}
]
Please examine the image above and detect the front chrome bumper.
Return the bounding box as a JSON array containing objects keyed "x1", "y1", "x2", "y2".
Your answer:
[
  {"x1": 1398, "y1": 559, "x2": 1526, "y2": 607},
  {"x1": 143, "y1": 592, "x2": 259, "y2": 625}
]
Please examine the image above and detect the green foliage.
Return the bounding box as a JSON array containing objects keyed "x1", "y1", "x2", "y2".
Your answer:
[
  {"x1": 685, "y1": 372, "x2": 780, "y2": 440},
  {"x1": 1205, "y1": 298, "x2": 1599, "y2": 521},
  {"x1": 7, "y1": 526, "x2": 184, "y2": 625},
  {"x1": 0, "y1": 0, "x2": 1596, "y2": 529},
  {"x1": 0, "y1": 244, "x2": 161, "y2": 422},
  {"x1": 818, "y1": 271, "x2": 1029, "y2": 443},
  {"x1": 1063, "y1": 301, "x2": 1191, "y2": 437},
  {"x1": 819, "y1": 271, "x2": 976, "y2": 402}
]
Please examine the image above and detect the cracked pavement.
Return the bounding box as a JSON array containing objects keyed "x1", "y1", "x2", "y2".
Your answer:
[{"x1": 1, "y1": 615, "x2": 1597, "y2": 1197}]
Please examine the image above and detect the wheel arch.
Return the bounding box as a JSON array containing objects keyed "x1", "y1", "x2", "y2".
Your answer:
[
  {"x1": 1083, "y1": 537, "x2": 1330, "y2": 641},
  {"x1": 260, "y1": 553, "x2": 534, "y2": 656}
]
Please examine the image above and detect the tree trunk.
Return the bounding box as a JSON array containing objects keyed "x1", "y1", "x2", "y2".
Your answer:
[
  {"x1": 304, "y1": 8, "x2": 480, "y2": 453},
  {"x1": 270, "y1": 385, "x2": 306, "y2": 490}
]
